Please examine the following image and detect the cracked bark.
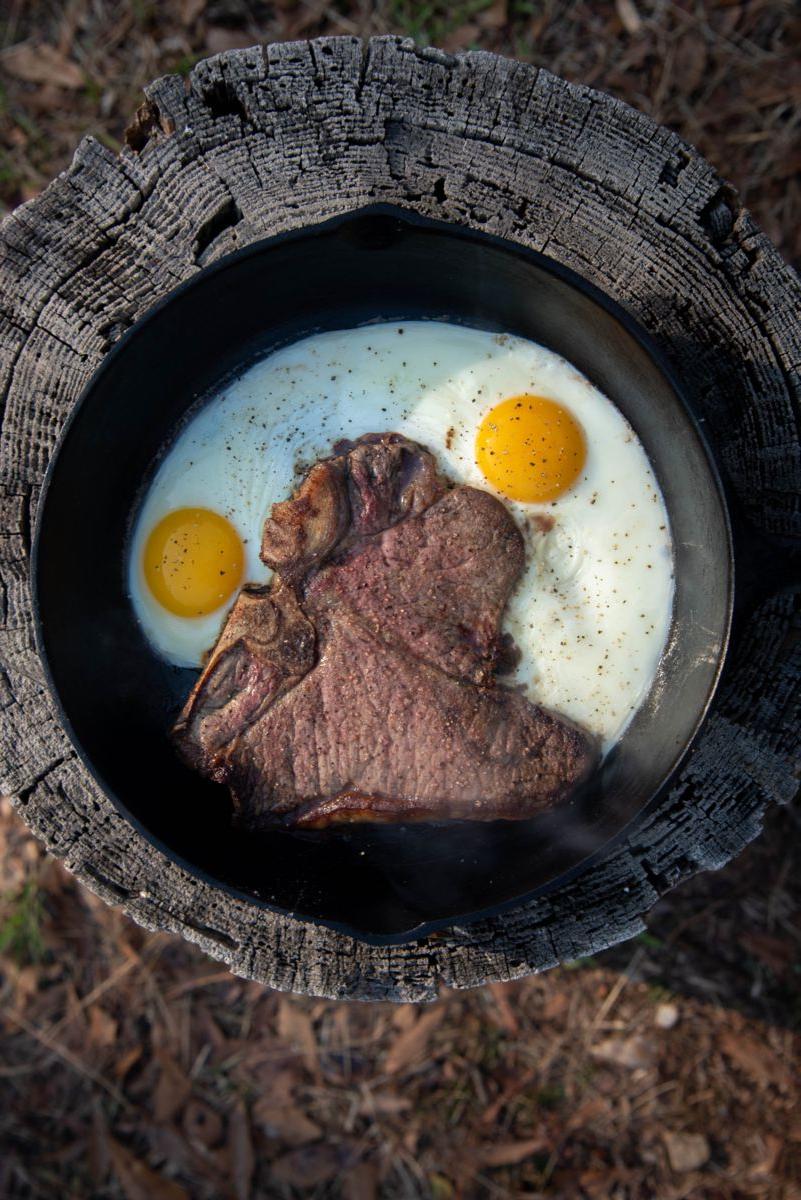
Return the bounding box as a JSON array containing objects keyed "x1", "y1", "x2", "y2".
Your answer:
[{"x1": 0, "y1": 36, "x2": 799, "y2": 1000}]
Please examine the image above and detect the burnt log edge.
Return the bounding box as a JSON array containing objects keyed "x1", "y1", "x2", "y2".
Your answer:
[{"x1": 0, "y1": 36, "x2": 799, "y2": 1001}]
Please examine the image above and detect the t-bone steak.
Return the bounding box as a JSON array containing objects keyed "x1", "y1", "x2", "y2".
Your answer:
[{"x1": 174, "y1": 433, "x2": 597, "y2": 828}]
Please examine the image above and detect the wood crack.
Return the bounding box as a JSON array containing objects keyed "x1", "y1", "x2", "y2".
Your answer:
[{"x1": 15, "y1": 754, "x2": 70, "y2": 805}]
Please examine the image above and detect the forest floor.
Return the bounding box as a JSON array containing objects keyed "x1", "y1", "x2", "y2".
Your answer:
[{"x1": 1, "y1": 2, "x2": 799, "y2": 1198}]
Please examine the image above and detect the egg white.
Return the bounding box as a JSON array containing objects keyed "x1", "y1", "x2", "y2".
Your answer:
[{"x1": 128, "y1": 321, "x2": 674, "y2": 748}]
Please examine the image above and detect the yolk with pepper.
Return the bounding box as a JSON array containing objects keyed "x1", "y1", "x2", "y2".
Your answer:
[
  {"x1": 475, "y1": 394, "x2": 586, "y2": 503},
  {"x1": 143, "y1": 507, "x2": 244, "y2": 618}
]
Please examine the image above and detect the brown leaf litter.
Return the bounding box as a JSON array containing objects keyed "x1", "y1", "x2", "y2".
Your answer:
[{"x1": 0, "y1": 793, "x2": 798, "y2": 1197}]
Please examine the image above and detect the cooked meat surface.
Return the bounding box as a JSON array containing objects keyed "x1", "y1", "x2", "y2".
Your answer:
[{"x1": 174, "y1": 434, "x2": 596, "y2": 828}]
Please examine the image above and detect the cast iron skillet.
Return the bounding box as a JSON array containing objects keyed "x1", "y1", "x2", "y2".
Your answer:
[{"x1": 33, "y1": 205, "x2": 733, "y2": 942}]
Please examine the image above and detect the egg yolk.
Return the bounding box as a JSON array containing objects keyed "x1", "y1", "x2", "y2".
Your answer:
[
  {"x1": 475, "y1": 394, "x2": 586, "y2": 503},
  {"x1": 143, "y1": 508, "x2": 244, "y2": 618}
]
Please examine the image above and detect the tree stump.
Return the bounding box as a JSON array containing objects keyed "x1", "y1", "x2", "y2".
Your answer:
[{"x1": 0, "y1": 37, "x2": 799, "y2": 1001}]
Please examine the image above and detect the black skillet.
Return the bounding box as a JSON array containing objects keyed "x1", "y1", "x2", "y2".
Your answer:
[{"x1": 32, "y1": 205, "x2": 733, "y2": 942}]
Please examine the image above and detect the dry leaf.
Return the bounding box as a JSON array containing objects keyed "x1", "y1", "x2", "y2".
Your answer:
[
  {"x1": 145, "y1": 1124, "x2": 228, "y2": 1192},
  {"x1": 108, "y1": 1136, "x2": 189, "y2": 1200},
  {"x1": 183, "y1": 1099, "x2": 223, "y2": 1149},
  {"x1": 479, "y1": 1138, "x2": 546, "y2": 1167},
  {"x1": 114, "y1": 1045, "x2": 143, "y2": 1079},
  {"x1": 566, "y1": 1097, "x2": 607, "y2": 1132},
  {"x1": 277, "y1": 1000, "x2": 320, "y2": 1077},
  {"x1": 194, "y1": 1007, "x2": 226, "y2": 1055},
  {"x1": 488, "y1": 982, "x2": 519, "y2": 1034},
  {"x1": 673, "y1": 31, "x2": 708, "y2": 95},
  {"x1": 64, "y1": 982, "x2": 89, "y2": 1044},
  {"x1": 578, "y1": 1168, "x2": 618, "y2": 1199},
  {"x1": 479, "y1": 1070, "x2": 537, "y2": 1127},
  {"x1": 543, "y1": 991, "x2": 568, "y2": 1021},
  {"x1": 662, "y1": 1130, "x2": 710, "y2": 1173},
  {"x1": 591, "y1": 1035, "x2": 654, "y2": 1070},
  {"x1": 360, "y1": 1091, "x2": 413, "y2": 1116},
  {"x1": 283, "y1": 0, "x2": 332, "y2": 39},
  {"x1": 2, "y1": 43, "x2": 84, "y2": 89},
  {"x1": 342, "y1": 1161, "x2": 380, "y2": 1200},
  {"x1": 740, "y1": 931, "x2": 794, "y2": 975},
  {"x1": 331, "y1": 1006, "x2": 351, "y2": 1047},
  {"x1": 746, "y1": 1132, "x2": 782, "y2": 1178},
  {"x1": 243, "y1": 1064, "x2": 296, "y2": 1105},
  {"x1": 476, "y1": 0, "x2": 507, "y2": 31},
  {"x1": 228, "y1": 1101, "x2": 254, "y2": 1200},
  {"x1": 269, "y1": 1143, "x2": 352, "y2": 1188},
  {"x1": 442, "y1": 24, "x2": 481, "y2": 53},
  {"x1": 180, "y1": 0, "x2": 206, "y2": 24},
  {"x1": 88, "y1": 1004, "x2": 118, "y2": 1048},
  {"x1": 615, "y1": 0, "x2": 642, "y2": 35},
  {"x1": 205, "y1": 28, "x2": 255, "y2": 55},
  {"x1": 391, "y1": 1005, "x2": 418, "y2": 1032},
  {"x1": 253, "y1": 1100, "x2": 322, "y2": 1146},
  {"x1": 153, "y1": 1052, "x2": 192, "y2": 1123},
  {"x1": 402, "y1": 1124, "x2": 421, "y2": 1155},
  {"x1": 385, "y1": 1008, "x2": 445, "y2": 1075},
  {"x1": 719, "y1": 1030, "x2": 790, "y2": 1091},
  {"x1": 9, "y1": 964, "x2": 40, "y2": 1012}
]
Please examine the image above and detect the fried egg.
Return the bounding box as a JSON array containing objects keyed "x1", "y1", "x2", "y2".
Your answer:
[{"x1": 128, "y1": 322, "x2": 674, "y2": 748}]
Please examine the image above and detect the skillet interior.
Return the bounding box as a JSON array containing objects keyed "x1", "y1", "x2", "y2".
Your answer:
[{"x1": 33, "y1": 206, "x2": 732, "y2": 941}]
